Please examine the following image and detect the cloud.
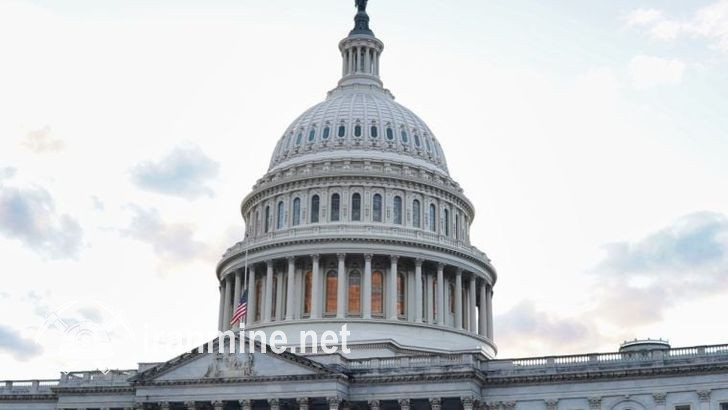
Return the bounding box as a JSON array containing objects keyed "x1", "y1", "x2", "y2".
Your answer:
[
  {"x1": 122, "y1": 206, "x2": 210, "y2": 266},
  {"x1": 130, "y1": 145, "x2": 219, "y2": 199},
  {"x1": 0, "y1": 183, "x2": 83, "y2": 259},
  {"x1": 21, "y1": 125, "x2": 65, "y2": 153},
  {"x1": 0, "y1": 324, "x2": 43, "y2": 361},
  {"x1": 629, "y1": 55, "x2": 686, "y2": 88},
  {"x1": 0, "y1": 167, "x2": 16, "y2": 180},
  {"x1": 624, "y1": 1, "x2": 728, "y2": 52}
]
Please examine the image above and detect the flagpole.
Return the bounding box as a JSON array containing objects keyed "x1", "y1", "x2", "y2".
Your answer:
[{"x1": 242, "y1": 249, "x2": 249, "y2": 332}]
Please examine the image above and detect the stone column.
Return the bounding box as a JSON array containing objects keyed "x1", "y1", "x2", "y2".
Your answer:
[
  {"x1": 469, "y1": 276, "x2": 477, "y2": 332},
  {"x1": 368, "y1": 400, "x2": 381, "y2": 410},
  {"x1": 455, "y1": 269, "x2": 463, "y2": 329},
  {"x1": 275, "y1": 270, "x2": 284, "y2": 321},
  {"x1": 297, "y1": 398, "x2": 310, "y2": 410},
  {"x1": 698, "y1": 390, "x2": 711, "y2": 410},
  {"x1": 240, "y1": 399, "x2": 252, "y2": 410},
  {"x1": 415, "y1": 259, "x2": 423, "y2": 322},
  {"x1": 223, "y1": 275, "x2": 233, "y2": 330},
  {"x1": 286, "y1": 257, "x2": 296, "y2": 320},
  {"x1": 486, "y1": 284, "x2": 494, "y2": 339},
  {"x1": 653, "y1": 393, "x2": 666, "y2": 410},
  {"x1": 217, "y1": 284, "x2": 224, "y2": 332},
  {"x1": 184, "y1": 402, "x2": 197, "y2": 410},
  {"x1": 311, "y1": 254, "x2": 321, "y2": 319},
  {"x1": 269, "y1": 398, "x2": 280, "y2": 410},
  {"x1": 337, "y1": 253, "x2": 347, "y2": 318},
  {"x1": 328, "y1": 396, "x2": 342, "y2": 410},
  {"x1": 479, "y1": 281, "x2": 488, "y2": 337},
  {"x1": 213, "y1": 401, "x2": 224, "y2": 410},
  {"x1": 426, "y1": 270, "x2": 434, "y2": 323},
  {"x1": 430, "y1": 398, "x2": 442, "y2": 410},
  {"x1": 389, "y1": 255, "x2": 399, "y2": 320},
  {"x1": 399, "y1": 399, "x2": 411, "y2": 410},
  {"x1": 264, "y1": 260, "x2": 274, "y2": 322},
  {"x1": 436, "y1": 263, "x2": 445, "y2": 325},
  {"x1": 233, "y1": 270, "x2": 242, "y2": 328},
  {"x1": 247, "y1": 268, "x2": 257, "y2": 325},
  {"x1": 407, "y1": 270, "x2": 415, "y2": 322},
  {"x1": 461, "y1": 397, "x2": 475, "y2": 410},
  {"x1": 363, "y1": 254, "x2": 373, "y2": 319}
]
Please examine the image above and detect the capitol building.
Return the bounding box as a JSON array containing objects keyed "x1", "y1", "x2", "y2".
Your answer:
[{"x1": 2, "y1": 2, "x2": 728, "y2": 410}]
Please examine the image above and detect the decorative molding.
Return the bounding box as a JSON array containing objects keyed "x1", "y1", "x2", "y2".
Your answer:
[
  {"x1": 328, "y1": 396, "x2": 343, "y2": 410},
  {"x1": 399, "y1": 398, "x2": 411, "y2": 410},
  {"x1": 240, "y1": 399, "x2": 252, "y2": 410},
  {"x1": 588, "y1": 397, "x2": 601, "y2": 410},
  {"x1": 368, "y1": 399, "x2": 381, "y2": 410},
  {"x1": 429, "y1": 397, "x2": 442, "y2": 410},
  {"x1": 297, "y1": 397, "x2": 310, "y2": 410},
  {"x1": 545, "y1": 399, "x2": 558, "y2": 410},
  {"x1": 184, "y1": 401, "x2": 197, "y2": 410},
  {"x1": 697, "y1": 390, "x2": 711, "y2": 402},
  {"x1": 653, "y1": 393, "x2": 667, "y2": 405},
  {"x1": 461, "y1": 396, "x2": 476, "y2": 410}
]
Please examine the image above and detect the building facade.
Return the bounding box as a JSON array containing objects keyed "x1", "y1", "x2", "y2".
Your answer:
[{"x1": 2, "y1": 3, "x2": 728, "y2": 410}]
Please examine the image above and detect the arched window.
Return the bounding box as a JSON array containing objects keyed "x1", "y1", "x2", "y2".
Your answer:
[
  {"x1": 322, "y1": 127, "x2": 331, "y2": 139},
  {"x1": 372, "y1": 194, "x2": 383, "y2": 222},
  {"x1": 414, "y1": 134, "x2": 421, "y2": 147},
  {"x1": 370, "y1": 126, "x2": 378, "y2": 138},
  {"x1": 425, "y1": 136, "x2": 431, "y2": 151},
  {"x1": 310, "y1": 195, "x2": 320, "y2": 223},
  {"x1": 296, "y1": 132, "x2": 303, "y2": 146},
  {"x1": 354, "y1": 124, "x2": 362, "y2": 137},
  {"x1": 401, "y1": 130, "x2": 409, "y2": 143},
  {"x1": 271, "y1": 275, "x2": 278, "y2": 318},
  {"x1": 429, "y1": 204, "x2": 437, "y2": 232},
  {"x1": 330, "y1": 193, "x2": 340, "y2": 222},
  {"x1": 292, "y1": 198, "x2": 301, "y2": 226},
  {"x1": 432, "y1": 278, "x2": 438, "y2": 319},
  {"x1": 449, "y1": 282, "x2": 456, "y2": 314},
  {"x1": 386, "y1": 127, "x2": 394, "y2": 140},
  {"x1": 413, "y1": 199, "x2": 421, "y2": 228},
  {"x1": 338, "y1": 125, "x2": 346, "y2": 138},
  {"x1": 444, "y1": 209, "x2": 450, "y2": 236},
  {"x1": 255, "y1": 278, "x2": 264, "y2": 322},
  {"x1": 455, "y1": 213, "x2": 460, "y2": 240},
  {"x1": 348, "y1": 270, "x2": 361, "y2": 315},
  {"x1": 277, "y1": 201, "x2": 285, "y2": 230},
  {"x1": 303, "y1": 271, "x2": 312, "y2": 316},
  {"x1": 264, "y1": 206, "x2": 271, "y2": 233},
  {"x1": 351, "y1": 193, "x2": 361, "y2": 221},
  {"x1": 255, "y1": 210, "x2": 259, "y2": 234},
  {"x1": 308, "y1": 129, "x2": 316, "y2": 142},
  {"x1": 393, "y1": 196, "x2": 403, "y2": 225},
  {"x1": 325, "y1": 270, "x2": 337, "y2": 315},
  {"x1": 372, "y1": 271, "x2": 384, "y2": 316},
  {"x1": 397, "y1": 272, "x2": 406, "y2": 317}
]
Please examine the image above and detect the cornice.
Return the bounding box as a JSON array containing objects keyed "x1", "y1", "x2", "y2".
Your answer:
[
  {"x1": 52, "y1": 386, "x2": 134, "y2": 394},
  {"x1": 350, "y1": 370, "x2": 485, "y2": 385},
  {"x1": 0, "y1": 393, "x2": 57, "y2": 401},
  {"x1": 137, "y1": 373, "x2": 348, "y2": 388}
]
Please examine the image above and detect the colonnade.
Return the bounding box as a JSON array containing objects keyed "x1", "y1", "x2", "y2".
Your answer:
[{"x1": 218, "y1": 253, "x2": 494, "y2": 340}]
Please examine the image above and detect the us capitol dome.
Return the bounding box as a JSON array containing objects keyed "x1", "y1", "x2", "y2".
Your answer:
[{"x1": 217, "y1": 0, "x2": 497, "y2": 357}]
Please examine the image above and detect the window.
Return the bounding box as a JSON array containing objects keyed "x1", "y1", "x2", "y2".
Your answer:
[
  {"x1": 425, "y1": 137, "x2": 431, "y2": 151},
  {"x1": 675, "y1": 406, "x2": 691, "y2": 410},
  {"x1": 414, "y1": 133, "x2": 421, "y2": 147},
  {"x1": 444, "y1": 209, "x2": 450, "y2": 236},
  {"x1": 393, "y1": 196, "x2": 403, "y2": 225},
  {"x1": 370, "y1": 126, "x2": 378, "y2": 138},
  {"x1": 323, "y1": 127, "x2": 331, "y2": 139},
  {"x1": 271, "y1": 275, "x2": 278, "y2": 318},
  {"x1": 354, "y1": 125, "x2": 362, "y2": 137},
  {"x1": 255, "y1": 278, "x2": 263, "y2": 321},
  {"x1": 386, "y1": 127, "x2": 394, "y2": 140},
  {"x1": 413, "y1": 199, "x2": 421, "y2": 228},
  {"x1": 296, "y1": 132, "x2": 303, "y2": 146},
  {"x1": 308, "y1": 129, "x2": 316, "y2": 142},
  {"x1": 719, "y1": 404, "x2": 728, "y2": 410},
  {"x1": 455, "y1": 213, "x2": 460, "y2": 240},
  {"x1": 348, "y1": 270, "x2": 361, "y2": 315},
  {"x1": 401, "y1": 130, "x2": 409, "y2": 143},
  {"x1": 330, "y1": 193, "x2": 341, "y2": 222},
  {"x1": 338, "y1": 125, "x2": 346, "y2": 138},
  {"x1": 264, "y1": 206, "x2": 270, "y2": 233},
  {"x1": 310, "y1": 195, "x2": 320, "y2": 223},
  {"x1": 292, "y1": 198, "x2": 301, "y2": 226},
  {"x1": 429, "y1": 204, "x2": 437, "y2": 232},
  {"x1": 255, "y1": 210, "x2": 259, "y2": 234},
  {"x1": 372, "y1": 194, "x2": 383, "y2": 222},
  {"x1": 325, "y1": 270, "x2": 337, "y2": 315},
  {"x1": 351, "y1": 193, "x2": 361, "y2": 221},
  {"x1": 397, "y1": 272, "x2": 406, "y2": 317},
  {"x1": 277, "y1": 201, "x2": 285, "y2": 230},
  {"x1": 372, "y1": 271, "x2": 384, "y2": 316},
  {"x1": 303, "y1": 271, "x2": 312, "y2": 316},
  {"x1": 449, "y1": 282, "x2": 455, "y2": 314}
]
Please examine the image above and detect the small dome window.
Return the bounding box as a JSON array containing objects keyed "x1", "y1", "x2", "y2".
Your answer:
[
  {"x1": 386, "y1": 128, "x2": 394, "y2": 140},
  {"x1": 425, "y1": 136, "x2": 431, "y2": 151},
  {"x1": 414, "y1": 133, "x2": 421, "y2": 147},
  {"x1": 287, "y1": 134, "x2": 293, "y2": 148},
  {"x1": 308, "y1": 129, "x2": 316, "y2": 142},
  {"x1": 338, "y1": 125, "x2": 346, "y2": 138},
  {"x1": 296, "y1": 132, "x2": 303, "y2": 146},
  {"x1": 401, "y1": 130, "x2": 409, "y2": 144},
  {"x1": 322, "y1": 127, "x2": 331, "y2": 139},
  {"x1": 370, "y1": 126, "x2": 378, "y2": 138},
  {"x1": 354, "y1": 125, "x2": 362, "y2": 138}
]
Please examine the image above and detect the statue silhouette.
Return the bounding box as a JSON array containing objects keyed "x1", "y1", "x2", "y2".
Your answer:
[{"x1": 356, "y1": 0, "x2": 368, "y2": 12}]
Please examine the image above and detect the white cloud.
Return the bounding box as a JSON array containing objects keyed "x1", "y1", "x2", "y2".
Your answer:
[
  {"x1": 629, "y1": 55, "x2": 686, "y2": 88},
  {"x1": 624, "y1": 8, "x2": 664, "y2": 27},
  {"x1": 21, "y1": 125, "x2": 65, "y2": 153}
]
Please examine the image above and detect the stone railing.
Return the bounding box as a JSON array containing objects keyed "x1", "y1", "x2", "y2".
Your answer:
[
  {"x1": 347, "y1": 354, "x2": 475, "y2": 370},
  {"x1": 59, "y1": 370, "x2": 136, "y2": 386},
  {"x1": 221, "y1": 223, "x2": 489, "y2": 264},
  {"x1": 486, "y1": 344, "x2": 728, "y2": 373},
  {"x1": 0, "y1": 379, "x2": 58, "y2": 394}
]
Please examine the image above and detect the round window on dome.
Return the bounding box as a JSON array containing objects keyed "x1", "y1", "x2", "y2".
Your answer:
[
  {"x1": 308, "y1": 129, "x2": 316, "y2": 142},
  {"x1": 370, "y1": 126, "x2": 378, "y2": 138},
  {"x1": 322, "y1": 127, "x2": 331, "y2": 139},
  {"x1": 354, "y1": 125, "x2": 362, "y2": 138},
  {"x1": 401, "y1": 130, "x2": 409, "y2": 144},
  {"x1": 386, "y1": 128, "x2": 394, "y2": 140},
  {"x1": 338, "y1": 125, "x2": 346, "y2": 138}
]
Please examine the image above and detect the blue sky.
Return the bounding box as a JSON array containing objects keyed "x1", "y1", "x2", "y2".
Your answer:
[{"x1": 1, "y1": 0, "x2": 727, "y2": 378}]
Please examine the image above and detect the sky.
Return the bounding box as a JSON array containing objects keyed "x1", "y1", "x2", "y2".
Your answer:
[{"x1": 1, "y1": 0, "x2": 728, "y2": 379}]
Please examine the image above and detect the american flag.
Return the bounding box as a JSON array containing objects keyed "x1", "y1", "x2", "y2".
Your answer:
[{"x1": 230, "y1": 290, "x2": 248, "y2": 325}]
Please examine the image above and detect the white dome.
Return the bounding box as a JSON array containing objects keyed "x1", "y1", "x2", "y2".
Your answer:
[{"x1": 269, "y1": 84, "x2": 449, "y2": 175}]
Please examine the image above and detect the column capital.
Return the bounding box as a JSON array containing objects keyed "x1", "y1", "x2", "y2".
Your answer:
[
  {"x1": 212, "y1": 401, "x2": 224, "y2": 410},
  {"x1": 240, "y1": 399, "x2": 252, "y2": 410},
  {"x1": 429, "y1": 398, "x2": 442, "y2": 410},
  {"x1": 184, "y1": 402, "x2": 197, "y2": 410},
  {"x1": 269, "y1": 398, "x2": 281, "y2": 409},
  {"x1": 653, "y1": 393, "x2": 666, "y2": 405},
  {"x1": 311, "y1": 254, "x2": 320, "y2": 262},
  {"x1": 503, "y1": 403, "x2": 516, "y2": 410},
  {"x1": 399, "y1": 398, "x2": 411, "y2": 410},
  {"x1": 437, "y1": 262, "x2": 445, "y2": 270},
  {"x1": 415, "y1": 258, "x2": 424, "y2": 267},
  {"x1": 391, "y1": 255, "x2": 399, "y2": 263},
  {"x1": 266, "y1": 259, "x2": 274, "y2": 268},
  {"x1": 327, "y1": 396, "x2": 343, "y2": 410},
  {"x1": 368, "y1": 400, "x2": 381, "y2": 410},
  {"x1": 544, "y1": 399, "x2": 558, "y2": 410},
  {"x1": 697, "y1": 390, "x2": 711, "y2": 402},
  {"x1": 461, "y1": 397, "x2": 477, "y2": 410},
  {"x1": 287, "y1": 256, "x2": 296, "y2": 263},
  {"x1": 588, "y1": 397, "x2": 602, "y2": 410},
  {"x1": 297, "y1": 397, "x2": 311, "y2": 408},
  {"x1": 456, "y1": 268, "x2": 463, "y2": 275},
  {"x1": 158, "y1": 402, "x2": 170, "y2": 410},
  {"x1": 338, "y1": 253, "x2": 347, "y2": 260},
  {"x1": 364, "y1": 254, "x2": 373, "y2": 262}
]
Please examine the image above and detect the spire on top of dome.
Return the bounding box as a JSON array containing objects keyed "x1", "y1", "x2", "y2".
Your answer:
[{"x1": 350, "y1": 0, "x2": 374, "y2": 36}]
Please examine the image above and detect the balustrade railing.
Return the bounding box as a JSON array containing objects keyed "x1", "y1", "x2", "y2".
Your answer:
[{"x1": 0, "y1": 379, "x2": 58, "y2": 394}]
